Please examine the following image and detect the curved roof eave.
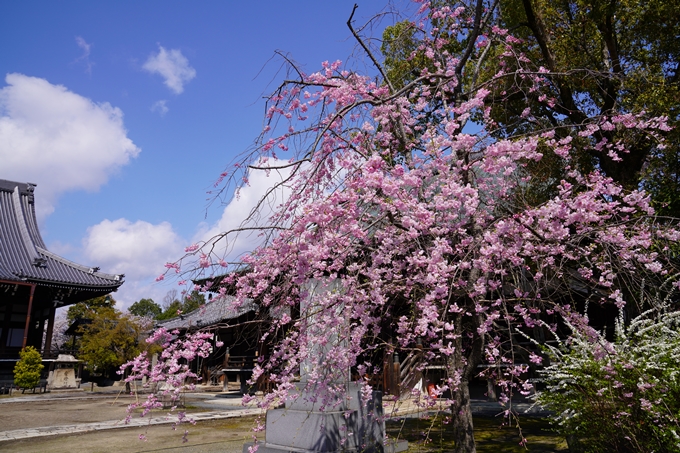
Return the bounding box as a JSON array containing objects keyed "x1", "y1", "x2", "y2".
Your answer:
[{"x1": 0, "y1": 179, "x2": 125, "y2": 290}]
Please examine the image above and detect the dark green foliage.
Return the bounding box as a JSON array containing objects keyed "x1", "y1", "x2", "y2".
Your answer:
[
  {"x1": 495, "y1": 0, "x2": 680, "y2": 210},
  {"x1": 128, "y1": 298, "x2": 162, "y2": 319},
  {"x1": 181, "y1": 290, "x2": 205, "y2": 313},
  {"x1": 67, "y1": 295, "x2": 115, "y2": 322},
  {"x1": 156, "y1": 290, "x2": 206, "y2": 321},
  {"x1": 156, "y1": 300, "x2": 182, "y2": 321},
  {"x1": 381, "y1": 0, "x2": 680, "y2": 214}
]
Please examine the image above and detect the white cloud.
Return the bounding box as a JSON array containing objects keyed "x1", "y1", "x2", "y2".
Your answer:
[
  {"x1": 143, "y1": 46, "x2": 196, "y2": 94},
  {"x1": 75, "y1": 36, "x2": 91, "y2": 56},
  {"x1": 194, "y1": 160, "x2": 298, "y2": 260},
  {"x1": 151, "y1": 99, "x2": 169, "y2": 116},
  {"x1": 47, "y1": 240, "x2": 75, "y2": 257},
  {"x1": 82, "y1": 218, "x2": 186, "y2": 310},
  {"x1": 83, "y1": 218, "x2": 183, "y2": 278},
  {"x1": 0, "y1": 73, "x2": 140, "y2": 218},
  {"x1": 71, "y1": 162, "x2": 299, "y2": 308},
  {"x1": 74, "y1": 36, "x2": 93, "y2": 73}
]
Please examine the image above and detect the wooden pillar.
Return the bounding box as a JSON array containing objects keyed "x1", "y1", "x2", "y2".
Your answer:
[
  {"x1": 383, "y1": 352, "x2": 390, "y2": 394},
  {"x1": 43, "y1": 306, "x2": 56, "y2": 356},
  {"x1": 392, "y1": 351, "x2": 401, "y2": 398},
  {"x1": 487, "y1": 377, "x2": 498, "y2": 402},
  {"x1": 21, "y1": 284, "x2": 36, "y2": 349}
]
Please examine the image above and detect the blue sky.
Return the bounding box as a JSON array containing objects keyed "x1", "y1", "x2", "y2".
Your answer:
[{"x1": 0, "y1": 1, "x2": 405, "y2": 308}]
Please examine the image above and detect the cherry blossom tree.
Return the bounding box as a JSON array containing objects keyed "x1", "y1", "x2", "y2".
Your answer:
[{"x1": 124, "y1": 1, "x2": 679, "y2": 451}]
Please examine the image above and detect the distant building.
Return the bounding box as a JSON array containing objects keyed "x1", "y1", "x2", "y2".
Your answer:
[
  {"x1": 155, "y1": 295, "x2": 256, "y2": 333},
  {"x1": 0, "y1": 179, "x2": 123, "y2": 368},
  {"x1": 155, "y1": 295, "x2": 263, "y2": 390}
]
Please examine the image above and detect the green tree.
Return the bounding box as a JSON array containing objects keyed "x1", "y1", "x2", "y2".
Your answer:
[
  {"x1": 79, "y1": 308, "x2": 149, "y2": 377},
  {"x1": 181, "y1": 290, "x2": 205, "y2": 313},
  {"x1": 156, "y1": 300, "x2": 182, "y2": 321},
  {"x1": 156, "y1": 290, "x2": 205, "y2": 321},
  {"x1": 128, "y1": 298, "x2": 162, "y2": 319},
  {"x1": 382, "y1": 20, "x2": 430, "y2": 91},
  {"x1": 13, "y1": 346, "x2": 44, "y2": 392},
  {"x1": 67, "y1": 295, "x2": 116, "y2": 322}
]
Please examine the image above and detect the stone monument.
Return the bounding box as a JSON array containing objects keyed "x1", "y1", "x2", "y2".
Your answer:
[{"x1": 243, "y1": 280, "x2": 407, "y2": 453}]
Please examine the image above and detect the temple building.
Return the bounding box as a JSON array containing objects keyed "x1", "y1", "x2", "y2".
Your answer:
[{"x1": 0, "y1": 179, "x2": 123, "y2": 369}]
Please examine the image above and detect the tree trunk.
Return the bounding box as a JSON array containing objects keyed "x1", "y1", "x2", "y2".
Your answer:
[
  {"x1": 447, "y1": 308, "x2": 485, "y2": 453},
  {"x1": 451, "y1": 378, "x2": 476, "y2": 453}
]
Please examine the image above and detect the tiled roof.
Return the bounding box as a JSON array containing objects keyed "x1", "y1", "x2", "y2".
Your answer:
[
  {"x1": 0, "y1": 179, "x2": 124, "y2": 290},
  {"x1": 156, "y1": 296, "x2": 256, "y2": 330}
]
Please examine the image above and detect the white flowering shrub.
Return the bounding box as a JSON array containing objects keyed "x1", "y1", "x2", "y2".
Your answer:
[{"x1": 536, "y1": 282, "x2": 680, "y2": 452}]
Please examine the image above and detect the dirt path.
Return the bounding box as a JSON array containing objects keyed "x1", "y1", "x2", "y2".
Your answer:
[
  {"x1": 1, "y1": 418, "x2": 257, "y2": 453},
  {"x1": 0, "y1": 395, "x2": 132, "y2": 431}
]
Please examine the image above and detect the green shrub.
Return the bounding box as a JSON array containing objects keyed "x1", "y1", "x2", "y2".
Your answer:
[
  {"x1": 13, "y1": 346, "x2": 44, "y2": 392},
  {"x1": 536, "y1": 298, "x2": 680, "y2": 452}
]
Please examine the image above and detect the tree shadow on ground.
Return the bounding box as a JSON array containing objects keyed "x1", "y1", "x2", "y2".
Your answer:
[{"x1": 386, "y1": 414, "x2": 569, "y2": 452}]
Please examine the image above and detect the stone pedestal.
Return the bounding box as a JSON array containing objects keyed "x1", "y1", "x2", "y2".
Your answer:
[{"x1": 243, "y1": 382, "x2": 407, "y2": 453}]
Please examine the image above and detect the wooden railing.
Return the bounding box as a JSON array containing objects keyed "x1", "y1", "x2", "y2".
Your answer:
[
  {"x1": 220, "y1": 355, "x2": 271, "y2": 394},
  {"x1": 399, "y1": 350, "x2": 423, "y2": 395}
]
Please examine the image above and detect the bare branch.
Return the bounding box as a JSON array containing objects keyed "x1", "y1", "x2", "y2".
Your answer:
[
  {"x1": 347, "y1": 4, "x2": 394, "y2": 93},
  {"x1": 248, "y1": 158, "x2": 311, "y2": 171}
]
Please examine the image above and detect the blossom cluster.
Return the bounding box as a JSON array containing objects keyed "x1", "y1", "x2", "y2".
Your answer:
[{"x1": 118, "y1": 329, "x2": 221, "y2": 433}]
